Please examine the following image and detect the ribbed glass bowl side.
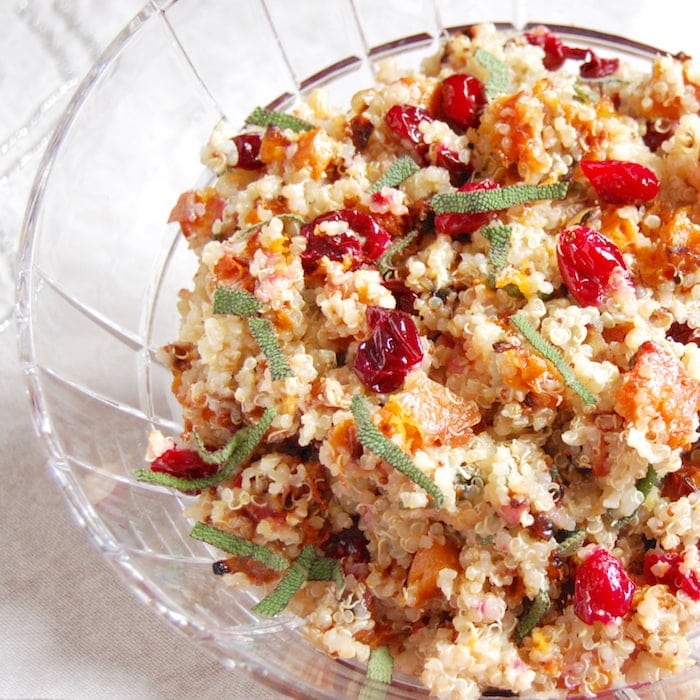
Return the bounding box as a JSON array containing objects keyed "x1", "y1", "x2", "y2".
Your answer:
[{"x1": 15, "y1": 1, "x2": 700, "y2": 698}]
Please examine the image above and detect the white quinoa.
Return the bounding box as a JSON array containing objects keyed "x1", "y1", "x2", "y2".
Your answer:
[{"x1": 152, "y1": 23, "x2": 700, "y2": 699}]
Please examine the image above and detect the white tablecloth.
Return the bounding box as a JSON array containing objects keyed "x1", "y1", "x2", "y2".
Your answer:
[{"x1": 1, "y1": 2, "x2": 278, "y2": 697}]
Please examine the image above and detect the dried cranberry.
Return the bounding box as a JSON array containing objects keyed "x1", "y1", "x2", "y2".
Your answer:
[
  {"x1": 643, "y1": 119, "x2": 674, "y2": 152},
  {"x1": 382, "y1": 278, "x2": 419, "y2": 314},
  {"x1": 644, "y1": 551, "x2": 700, "y2": 600},
  {"x1": 579, "y1": 53, "x2": 620, "y2": 79},
  {"x1": 525, "y1": 31, "x2": 586, "y2": 70},
  {"x1": 580, "y1": 159, "x2": 660, "y2": 205},
  {"x1": 573, "y1": 548, "x2": 636, "y2": 624},
  {"x1": 434, "y1": 178, "x2": 500, "y2": 237},
  {"x1": 353, "y1": 306, "x2": 424, "y2": 393},
  {"x1": 433, "y1": 145, "x2": 473, "y2": 186},
  {"x1": 440, "y1": 73, "x2": 487, "y2": 130},
  {"x1": 556, "y1": 225, "x2": 631, "y2": 307},
  {"x1": 301, "y1": 209, "x2": 391, "y2": 271},
  {"x1": 232, "y1": 133, "x2": 264, "y2": 170},
  {"x1": 322, "y1": 526, "x2": 370, "y2": 579},
  {"x1": 667, "y1": 321, "x2": 700, "y2": 345},
  {"x1": 525, "y1": 30, "x2": 617, "y2": 78},
  {"x1": 151, "y1": 447, "x2": 218, "y2": 480},
  {"x1": 385, "y1": 104, "x2": 434, "y2": 159}
]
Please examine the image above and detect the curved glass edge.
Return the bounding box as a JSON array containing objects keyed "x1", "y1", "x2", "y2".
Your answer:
[{"x1": 15, "y1": 6, "x2": 700, "y2": 699}]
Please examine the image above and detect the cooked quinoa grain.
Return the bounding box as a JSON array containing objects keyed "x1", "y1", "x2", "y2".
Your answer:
[{"x1": 149, "y1": 23, "x2": 700, "y2": 698}]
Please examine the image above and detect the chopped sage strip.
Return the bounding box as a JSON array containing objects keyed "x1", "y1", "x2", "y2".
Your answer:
[
  {"x1": 376, "y1": 230, "x2": 418, "y2": 275},
  {"x1": 433, "y1": 181, "x2": 568, "y2": 215},
  {"x1": 613, "y1": 464, "x2": 658, "y2": 527},
  {"x1": 190, "y1": 522, "x2": 289, "y2": 572},
  {"x1": 213, "y1": 287, "x2": 262, "y2": 317},
  {"x1": 351, "y1": 394, "x2": 444, "y2": 508},
  {"x1": 213, "y1": 286, "x2": 293, "y2": 380},
  {"x1": 253, "y1": 545, "x2": 316, "y2": 616},
  {"x1": 370, "y1": 156, "x2": 420, "y2": 194},
  {"x1": 475, "y1": 47, "x2": 509, "y2": 97},
  {"x1": 482, "y1": 225, "x2": 512, "y2": 288},
  {"x1": 510, "y1": 314, "x2": 597, "y2": 405},
  {"x1": 556, "y1": 529, "x2": 585, "y2": 558},
  {"x1": 193, "y1": 428, "x2": 246, "y2": 465},
  {"x1": 245, "y1": 106, "x2": 315, "y2": 132},
  {"x1": 514, "y1": 589, "x2": 551, "y2": 643},
  {"x1": 359, "y1": 646, "x2": 394, "y2": 700},
  {"x1": 247, "y1": 316, "x2": 294, "y2": 380},
  {"x1": 573, "y1": 82, "x2": 599, "y2": 103},
  {"x1": 308, "y1": 556, "x2": 345, "y2": 592},
  {"x1": 636, "y1": 464, "x2": 657, "y2": 500},
  {"x1": 133, "y1": 408, "x2": 276, "y2": 490},
  {"x1": 238, "y1": 213, "x2": 305, "y2": 238}
]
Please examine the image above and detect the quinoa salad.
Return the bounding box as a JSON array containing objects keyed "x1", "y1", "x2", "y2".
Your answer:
[{"x1": 138, "y1": 23, "x2": 700, "y2": 698}]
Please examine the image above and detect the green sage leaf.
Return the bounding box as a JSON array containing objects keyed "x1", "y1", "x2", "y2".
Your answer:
[
  {"x1": 510, "y1": 314, "x2": 597, "y2": 405},
  {"x1": 432, "y1": 181, "x2": 568, "y2": 215},
  {"x1": 253, "y1": 545, "x2": 317, "y2": 616},
  {"x1": 514, "y1": 589, "x2": 551, "y2": 643},
  {"x1": 245, "y1": 106, "x2": 315, "y2": 132},
  {"x1": 190, "y1": 522, "x2": 289, "y2": 571},
  {"x1": 370, "y1": 156, "x2": 420, "y2": 194},
  {"x1": 351, "y1": 394, "x2": 444, "y2": 508}
]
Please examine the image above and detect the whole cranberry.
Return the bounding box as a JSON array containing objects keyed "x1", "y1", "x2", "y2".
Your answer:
[
  {"x1": 232, "y1": 133, "x2": 264, "y2": 170},
  {"x1": 573, "y1": 547, "x2": 636, "y2": 624},
  {"x1": 556, "y1": 225, "x2": 631, "y2": 307},
  {"x1": 353, "y1": 306, "x2": 423, "y2": 393},
  {"x1": 580, "y1": 159, "x2": 659, "y2": 205},
  {"x1": 440, "y1": 73, "x2": 487, "y2": 130}
]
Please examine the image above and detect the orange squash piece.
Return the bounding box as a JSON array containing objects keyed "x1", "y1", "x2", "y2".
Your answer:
[
  {"x1": 614, "y1": 340, "x2": 700, "y2": 449},
  {"x1": 406, "y1": 539, "x2": 461, "y2": 607}
]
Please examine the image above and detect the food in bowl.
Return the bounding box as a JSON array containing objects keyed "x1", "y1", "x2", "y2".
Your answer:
[{"x1": 136, "y1": 23, "x2": 700, "y2": 698}]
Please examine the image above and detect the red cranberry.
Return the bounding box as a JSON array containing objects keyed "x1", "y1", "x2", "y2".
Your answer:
[
  {"x1": 643, "y1": 119, "x2": 674, "y2": 152},
  {"x1": 644, "y1": 551, "x2": 700, "y2": 600},
  {"x1": 232, "y1": 133, "x2": 264, "y2": 170},
  {"x1": 151, "y1": 448, "x2": 218, "y2": 480},
  {"x1": 525, "y1": 31, "x2": 586, "y2": 70},
  {"x1": 382, "y1": 278, "x2": 419, "y2": 315},
  {"x1": 667, "y1": 321, "x2": 700, "y2": 345},
  {"x1": 574, "y1": 548, "x2": 636, "y2": 624},
  {"x1": 440, "y1": 73, "x2": 486, "y2": 130},
  {"x1": 433, "y1": 144, "x2": 473, "y2": 186},
  {"x1": 580, "y1": 159, "x2": 660, "y2": 205},
  {"x1": 301, "y1": 209, "x2": 391, "y2": 271},
  {"x1": 385, "y1": 104, "x2": 434, "y2": 159},
  {"x1": 434, "y1": 178, "x2": 500, "y2": 237},
  {"x1": 579, "y1": 53, "x2": 620, "y2": 79},
  {"x1": 556, "y1": 225, "x2": 631, "y2": 307},
  {"x1": 353, "y1": 306, "x2": 424, "y2": 393}
]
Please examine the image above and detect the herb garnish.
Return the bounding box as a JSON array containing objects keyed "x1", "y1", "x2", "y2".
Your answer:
[
  {"x1": 253, "y1": 545, "x2": 345, "y2": 616},
  {"x1": 134, "y1": 408, "x2": 276, "y2": 490},
  {"x1": 190, "y1": 522, "x2": 289, "y2": 571},
  {"x1": 245, "y1": 106, "x2": 315, "y2": 132},
  {"x1": 432, "y1": 181, "x2": 568, "y2": 215},
  {"x1": 213, "y1": 287, "x2": 294, "y2": 380},
  {"x1": 376, "y1": 230, "x2": 418, "y2": 275},
  {"x1": 482, "y1": 224, "x2": 512, "y2": 288},
  {"x1": 510, "y1": 314, "x2": 597, "y2": 405},
  {"x1": 370, "y1": 156, "x2": 420, "y2": 194},
  {"x1": 555, "y1": 529, "x2": 585, "y2": 558},
  {"x1": 514, "y1": 588, "x2": 551, "y2": 643},
  {"x1": 359, "y1": 646, "x2": 394, "y2": 700},
  {"x1": 475, "y1": 47, "x2": 509, "y2": 97},
  {"x1": 351, "y1": 394, "x2": 444, "y2": 508}
]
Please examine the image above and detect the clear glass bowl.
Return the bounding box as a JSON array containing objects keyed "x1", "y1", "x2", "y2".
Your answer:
[{"x1": 15, "y1": 1, "x2": 700, "y2": 697}]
